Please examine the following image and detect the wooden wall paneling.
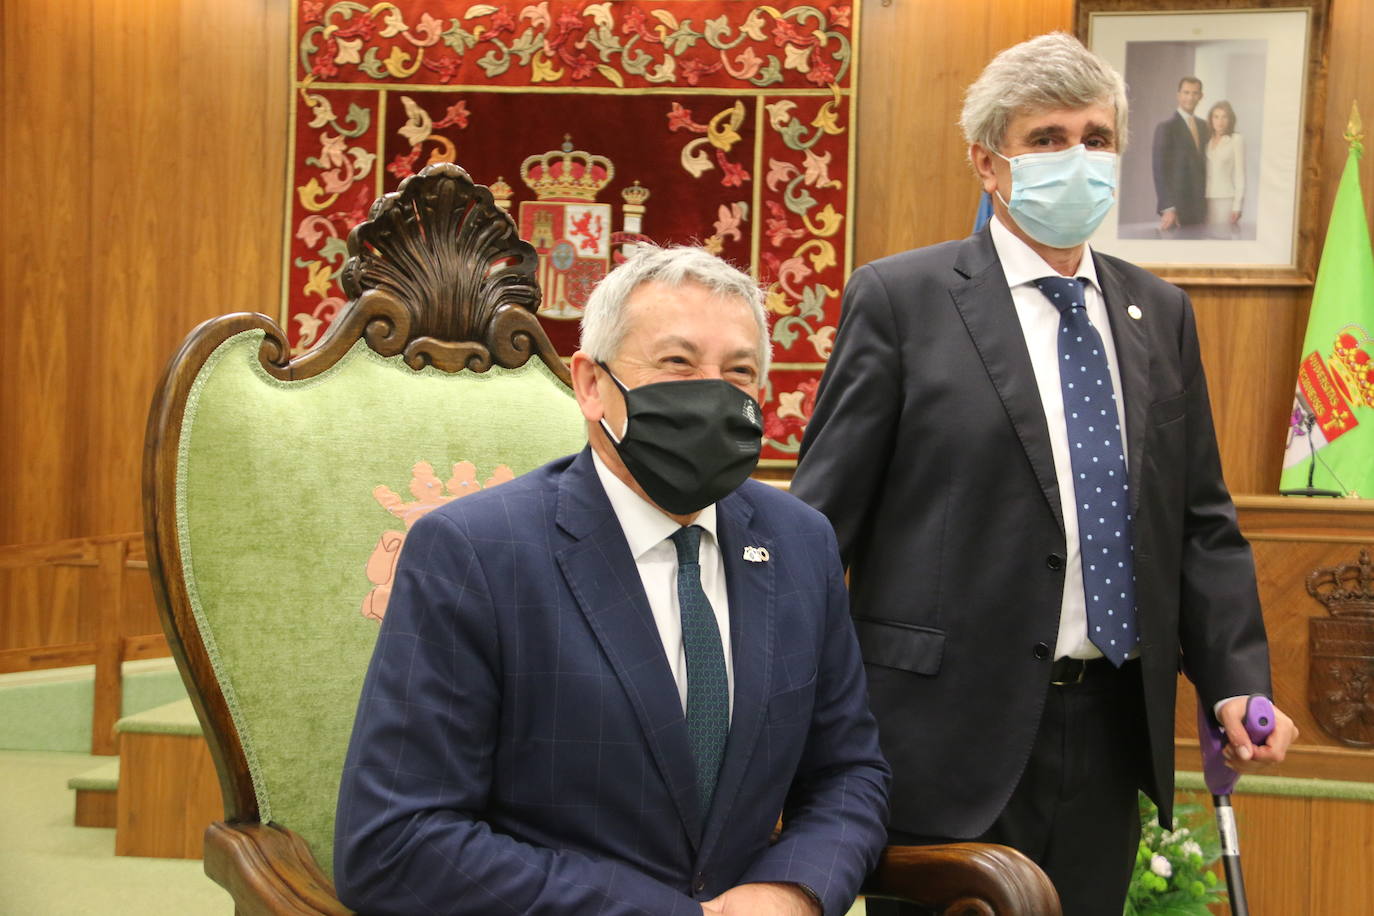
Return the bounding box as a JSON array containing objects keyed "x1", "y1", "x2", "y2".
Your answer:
[
  {"x1": 0, "y1": 538, "x2": 98, "y2": 652},
  {"x1": 120, "y1": 550, "x2": 160, "y2": 637},
  {"x1": 1309, "y1": 799, "x2": 1374, "y2": 913},
  {"x1": 1228, "y1": 793, "x2": 1311, "y2": 916},
  {"x1": 1314, "y1": 0, "x2": 1374, "y2": 252},
  {"x1": 167, "y1": 0, "x2": 291, "y2": 342},
  {"x1": 1182, "y1": 790, "x2": 1373, "y2": 916},
  {"x1": 1179, "y1": 790, "x2": 1311, "y2": 916},
  {"x1": 1189, "y1": 286, "x2": 1305, "y2": 496},
  {"x1": 0, "y1": 565, "x2": 71, "y2": 650},
  {"x1": 0, "y1": 533, "x2": 165, "y2": 668},
  {"x1": 0, "y1": 0, "x2": 94, "y2": 545},
  {"x1": 0, "y1": 0, "x2": 288, "y2": 549},
  {"x1": 853, "y1": 0, "x2": 1075, "y2": 267},
  {"x1": 91, "y1": 0, "x2": 201, "y2": 548}
]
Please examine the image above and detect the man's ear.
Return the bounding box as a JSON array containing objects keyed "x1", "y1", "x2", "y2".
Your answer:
[
  {"x1": 570, "y1": 351, "x2": 604, "y2": 424},
  {"x1": 970, "y1": 143, "x2": 999, "y2": 195}
]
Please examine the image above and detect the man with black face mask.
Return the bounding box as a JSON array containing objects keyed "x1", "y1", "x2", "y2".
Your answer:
[
  {"x1": 335, "y1": 244, "x2": 890, "y2": 916},
  {"x1": 791, "y1": 33, "x2": 1295, "y2": 916}
]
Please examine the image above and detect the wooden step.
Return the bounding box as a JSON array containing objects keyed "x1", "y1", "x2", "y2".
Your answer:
[
  {"x1": 113, "y1": 699, "x2": 221, "y2": 859},
  {"x1": 67, "y1": 758, "x2": 119, "y2": 828}
]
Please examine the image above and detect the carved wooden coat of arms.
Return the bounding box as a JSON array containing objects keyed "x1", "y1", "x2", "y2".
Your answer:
[{"x1": 1307, "y1": 549, "x2": 1374, "y2": 746}]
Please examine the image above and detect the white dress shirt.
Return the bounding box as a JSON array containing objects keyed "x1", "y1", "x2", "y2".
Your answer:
[
  {"x1": 989, "y1": 215, "x2": 1131, "y2": 661},
  {"x1": 591, "y1": 450, "x2": 734, "y2": 718}
]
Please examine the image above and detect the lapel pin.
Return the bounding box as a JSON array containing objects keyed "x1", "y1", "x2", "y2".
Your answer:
[
  {"x1": 742, "y1": 546, "x2": 770, "y2": 563},
  {"x1": 1127, "y1": 305, "x2": 1143, "y2": 320}
]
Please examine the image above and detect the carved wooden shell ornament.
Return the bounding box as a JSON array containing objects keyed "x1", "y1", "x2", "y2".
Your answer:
[{"x1": 329, "y1": 161, "x2": 567, "y2": 380}]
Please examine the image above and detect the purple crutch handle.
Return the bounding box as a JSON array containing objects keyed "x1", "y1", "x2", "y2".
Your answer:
[{"x1": 1198, "y1": 694, "x2": 1275, "y2": 797}]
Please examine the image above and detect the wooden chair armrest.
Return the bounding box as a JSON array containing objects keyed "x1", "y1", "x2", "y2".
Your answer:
[
  {"x1": 203, "y1": 821, "x2": 353, "y2": 916},
  {"x1": 864, "y1": 843, "x2": 1061, "y2": 915}
]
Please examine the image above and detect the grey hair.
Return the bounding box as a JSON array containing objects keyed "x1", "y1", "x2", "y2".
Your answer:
[
  {"x1": 579, "y1": 244, "x2": 771, "y2": 376},
  {"x1": 960, "y1": 31, "x2": 1129, "y2": 156}
]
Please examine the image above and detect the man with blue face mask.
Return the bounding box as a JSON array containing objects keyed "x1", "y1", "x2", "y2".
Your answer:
[{"x1": 791, "y1": 32, "x2": 1296, "y2": 915}]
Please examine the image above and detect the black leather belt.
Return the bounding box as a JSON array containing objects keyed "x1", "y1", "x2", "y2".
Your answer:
[{"x1": 1049, "y1": 656, "x2": 1121, "y2": 686}]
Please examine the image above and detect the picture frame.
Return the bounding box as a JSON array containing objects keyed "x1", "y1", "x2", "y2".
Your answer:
[{"x1": 1075, "y1": 0, "x2": 1330, "y2": 286}]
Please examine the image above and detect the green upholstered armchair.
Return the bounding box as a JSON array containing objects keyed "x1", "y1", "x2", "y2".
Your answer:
[{"x1": 143, "y1": 163, "x2": 1059, "y2": 916}]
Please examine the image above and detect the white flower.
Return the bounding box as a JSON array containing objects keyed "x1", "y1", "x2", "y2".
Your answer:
[
  {"x1": 1150, "y1": 854, "x2": 1173, "y2": 878},
  {"x1": 1181, "y1": 840, "x2": 1203, "y2": 858}
]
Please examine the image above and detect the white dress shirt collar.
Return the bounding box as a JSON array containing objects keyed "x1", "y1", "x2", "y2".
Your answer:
[
  {"x1": 590, "y1": 449, "x2": 720, "y2": 557},
  {"x1": 989, "y1": 213, "x2": 1102, "y2": 295}
]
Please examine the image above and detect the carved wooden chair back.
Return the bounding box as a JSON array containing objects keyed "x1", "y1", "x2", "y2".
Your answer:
[{"x1": 143, "y1": 162, "x2": 587, "y2": 912}]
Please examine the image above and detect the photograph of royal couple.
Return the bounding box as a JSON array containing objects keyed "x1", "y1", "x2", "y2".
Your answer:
[{"x1": 1116, "y1": 39, "x2": 1265, "y2": 241}]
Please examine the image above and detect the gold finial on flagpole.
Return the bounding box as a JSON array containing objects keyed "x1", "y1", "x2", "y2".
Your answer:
[{"x1": 1345, "y1": 101, "x2": 1364, "y2": 155}]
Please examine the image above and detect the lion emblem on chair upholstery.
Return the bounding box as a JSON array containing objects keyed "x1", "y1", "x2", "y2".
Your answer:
[{"x1": 361, "y1": 460, "x2": 515, "y2": 621}]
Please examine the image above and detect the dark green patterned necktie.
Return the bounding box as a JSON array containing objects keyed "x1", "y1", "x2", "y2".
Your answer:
[{"x1": 670, "y1": 525, "x2": 729, "y2": 818}]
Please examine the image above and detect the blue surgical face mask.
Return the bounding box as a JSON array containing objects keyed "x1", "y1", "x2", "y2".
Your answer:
[{"x1": 993, "y1": 145, "x2": 1118, "y2": 248}]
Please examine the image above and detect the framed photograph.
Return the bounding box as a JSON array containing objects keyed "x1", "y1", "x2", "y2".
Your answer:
[{"x1": 1076, "y1": 0, "x2": 1330, "y2": 285}]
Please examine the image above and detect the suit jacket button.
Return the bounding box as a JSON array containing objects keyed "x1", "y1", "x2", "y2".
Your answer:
[
  {"x1": 1033, "y1": 642, "x2": 1051, "y2": 660},
  {"x1": 693, "y1": 874, "x2": 706, "y2": 894},
  {"x1": 1046, "y1": 553, "x2": 1065, "y2": 570}
]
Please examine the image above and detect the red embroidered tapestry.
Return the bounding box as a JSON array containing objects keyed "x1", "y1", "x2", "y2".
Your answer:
[{"x1": 286, "y1": 1, "x2": 857, "y2": 465}]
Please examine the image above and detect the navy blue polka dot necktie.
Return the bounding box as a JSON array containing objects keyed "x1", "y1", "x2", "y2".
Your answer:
[
  {"x1": 670, "y1": 525, "x2": 729, "y2": 816},
  {"x1": 1034, "y1": 276, "x2": 1138, "y2": 666}
]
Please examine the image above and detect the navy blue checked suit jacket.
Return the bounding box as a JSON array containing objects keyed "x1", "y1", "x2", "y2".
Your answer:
[{"x1": 335, "y1": 447, "x2": 890, "y2": 915}]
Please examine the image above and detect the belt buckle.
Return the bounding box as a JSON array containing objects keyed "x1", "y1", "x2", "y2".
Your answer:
[{"x1": 1051, "y1": 658, "x2": 1087, "y2": 686}]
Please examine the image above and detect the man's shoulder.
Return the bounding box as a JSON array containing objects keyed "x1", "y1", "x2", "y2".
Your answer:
[
  {"x1": 866, "y1": 237, "x2": 967, "y2": 275},
  {"x1": 1095, "y1": 250, "x2": 1185, "y2": 302},
  {"x1": 419, "y1": 451, "x2": 578, "y2": 534},
  {"x1": 733, "y1": 479, "x2": 835, "y2": 537}
]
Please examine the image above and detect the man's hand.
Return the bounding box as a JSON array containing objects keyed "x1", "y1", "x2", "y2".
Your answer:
[
  {"x1": 1159, "y1": 209, "x2": 1179, "y2": 231},
  {"x1": 1218, "y1": 697, "x2": 1298, "y2": 772},
  {"x1": 702, "y1": 882, "x2": 821, "y2": 915},
  {"x1": 1230, "y1": 210, "x2": 1242, "y2": 226}
]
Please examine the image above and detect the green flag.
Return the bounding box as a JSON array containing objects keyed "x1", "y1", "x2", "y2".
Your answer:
[{"x1": 1281, "y1": 118, "x2": 1374, "y2": 497}]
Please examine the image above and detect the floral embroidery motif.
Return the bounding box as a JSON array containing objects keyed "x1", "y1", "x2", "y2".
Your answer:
[{"x1": 361, "y1": 460, "x2": 515, "y2": 621}]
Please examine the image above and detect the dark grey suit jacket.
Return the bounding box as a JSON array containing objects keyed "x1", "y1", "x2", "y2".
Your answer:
[
  {"x1": 1152, "y1": 112, "x2": 1210, "y2": 226},
  {"x1": 790, "y1": 228, "x2": 1271, "y2": 838}
]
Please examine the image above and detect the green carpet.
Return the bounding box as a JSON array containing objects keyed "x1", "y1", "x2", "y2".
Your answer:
[{"x1": 0, "y1": 750, "x2": 229, "y2": 915}]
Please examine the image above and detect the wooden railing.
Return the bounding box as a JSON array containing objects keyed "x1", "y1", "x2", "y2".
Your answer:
[{"x1": 0, "y1": 533, "x2": 168, "y2": 754}]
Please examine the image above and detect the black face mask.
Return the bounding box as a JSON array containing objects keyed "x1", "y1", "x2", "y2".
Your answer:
[{"x1": 598, "y1": 363, "x2": 763, "y2": 515}]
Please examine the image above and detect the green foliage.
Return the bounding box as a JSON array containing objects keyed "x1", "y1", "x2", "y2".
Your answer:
[{"x1": 1124, "y1": 795, "x2": 1228, "y2": 916}]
